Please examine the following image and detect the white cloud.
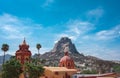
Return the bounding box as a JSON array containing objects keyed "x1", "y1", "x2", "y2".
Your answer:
[
  {"x1": 0, "y1": 25, "x2": 26, "y2": 39},
  {"x1": 42, "y1": 0, "x2": 54, "y2": 8},
  {"x1": 67, "y1": 20, "x2": 94, "y2": 35},
  {"x1": 54, "y1": 33, "x2": 77, "y2": 43},
  {"x1": 0, "y1": 13, "x2": 42, "y2": 39},
  {"x1": 54, "y1": 17, "x2": 120, "y2": 60},
  {"x1": 96, "y1": 25, "x2": 120, "y2": 40},
  {"x1": 55, "y1": 20, "x2": 94, "y2": 42},
  {"x1": 59, "y1": 33, "x2": 77, "y2": 40},
  {"x1": 2, "y1": 25, "x2": 18, "y2": 32},
  {"x1": 54, "y1": 8, "x2": 104, "y2": 42},
  {"x1": 87, "y1": 7, "x2": 104, "y2": 18},
  {"x1": 82, "y1": 35, "x2": 90, "y2": 39},
  {"x1": 30, "y1": 47, "x2": 50, "y2": 54},
  {"x1": 79, "y1": 44, "x2": 120, "y2": 60},
  {"x1": 0, "y1": 13, "x2": 46, "y2": 55},
  {"x1": 86, "y1": 7, "x2": 105, "y2": 24},
  {"x1": 119, "y1": 31, "x2": 120, "y2": 34},
  {"x1": 99, "y1": 49, "x2": 120, "y2": 60},
  {"x1": 80, "y1": 25, "x2": 120, "y2": 41},
  {"x1": 0, "y1": 13, "x2": 20, "y2": 23},
  {"x1": 102, "y1": 50, "x2": 120, "y2": 60}
]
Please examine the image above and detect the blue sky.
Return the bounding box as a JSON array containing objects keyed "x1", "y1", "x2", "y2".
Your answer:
[{"x1": 0, "y1": 0, "x2": 120, "y2": 60}]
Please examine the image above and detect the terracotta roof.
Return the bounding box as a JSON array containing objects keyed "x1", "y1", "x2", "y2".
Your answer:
[{"x1": 44, "y1": 67, "x2": 77, "y2": 72}]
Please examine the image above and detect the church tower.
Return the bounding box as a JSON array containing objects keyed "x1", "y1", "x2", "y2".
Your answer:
[{"x1": 15, "y1": 39, "x2": 32, "y2": 64}]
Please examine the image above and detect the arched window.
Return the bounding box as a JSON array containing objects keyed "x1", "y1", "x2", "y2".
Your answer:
[
  {"x1": 26, "y1": 58, "x2": 28, "y2": 61},
  {"x1": 68, "y1": 63, "x2": 70, "y2": 67},
  {"x1": 63, "y1": 64, "x2": 64, "y2": 66}
]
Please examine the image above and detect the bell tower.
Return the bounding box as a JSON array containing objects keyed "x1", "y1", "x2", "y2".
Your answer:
[{"x1": 15, "y1": 38, "x2": 32, "y2": 64}]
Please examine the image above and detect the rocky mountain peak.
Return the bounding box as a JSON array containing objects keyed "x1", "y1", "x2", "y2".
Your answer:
[
  {"x1": 58, "y1": 37, "x2": 71, "y2": 43},
  {"x1": 40, "y1": 37, "x2": 120, "y2": 73},
  {"x1": 51, "y1": 37, "x2": 79, "y2": 54}
]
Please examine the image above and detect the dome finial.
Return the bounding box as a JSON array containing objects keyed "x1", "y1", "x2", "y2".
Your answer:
[{"x1": 23, "y1": 37, "x2": 26, "y2": 44}]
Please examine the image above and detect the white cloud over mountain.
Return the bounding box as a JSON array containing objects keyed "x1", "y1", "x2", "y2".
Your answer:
[
  {"x1": 96, "y1": 25, "x2": 120, "y2": 40},
  {"x1": 54, "y1": 7, "x2": 120, "y2": 60},
  {"x1": 0, "y1": 7, "x2": 120, "y2": 60}
]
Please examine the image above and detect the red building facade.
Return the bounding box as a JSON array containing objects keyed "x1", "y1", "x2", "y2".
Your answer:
[{"x1": 15, "y1": 39, "x2": 32, "y2": 64}]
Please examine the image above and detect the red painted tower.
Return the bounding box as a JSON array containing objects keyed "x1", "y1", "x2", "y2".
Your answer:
[{"x1": 15, "y1": 39, "x2": 32, "y2": 64}]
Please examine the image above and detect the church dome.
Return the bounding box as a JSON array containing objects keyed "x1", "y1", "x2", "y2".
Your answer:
[
  {"x1": 60, "y1": 56, "x2": 71, "y2": 62},
  {"x1": 59, "y1": 51, "x2": 75, "y2": 69},
  {"x1": 60, "y1": 52, "x2": 73, "y2": 62}
]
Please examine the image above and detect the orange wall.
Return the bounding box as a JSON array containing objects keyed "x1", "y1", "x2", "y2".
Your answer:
[{"x1": 44, "y1": 69, "x2": 76, "y2": 78}]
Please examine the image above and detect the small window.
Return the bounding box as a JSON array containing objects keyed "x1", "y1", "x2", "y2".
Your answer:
[
  {"x1": 68, "y1": 63, "x2": 70, "y2": 66},
  {"x1": 26, "y1": 58, "x2": 28, "y2": 61},
  {"x1": 55, "y1": 72, "x2": 59, "y2": 75}
]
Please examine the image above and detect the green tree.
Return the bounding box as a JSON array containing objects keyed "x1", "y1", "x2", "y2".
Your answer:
[
  {"x1": 41, "y1": 59, "x2": 46, "y2": 65},
  {"x1": 36, "y1": 43, "x2": 41, "y2": 55},
  {"x1": 31, "y1": 58, "x2": 39, "y2": 65},
  {"x1": 10, "y1": 56, "x2": 16, "y2": 60},
  {"x1": 1, "y1": 44, "x2": 9, "y2": 64},
  {"x1": 2, "y1": 59, "x2": 23, "y2": 78},
  {"x1": 113, "y1": 65, "x2": 120, "y2": 73},
  {"x1": 25, "y1": 62, "x2": 44, "y2": 78},
  {"x1": 36, "y1": 44, "x2": 42, "y2": 65},
  {"x1": 0, "y1": 72, "x2": 2, "y2": 78}
]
